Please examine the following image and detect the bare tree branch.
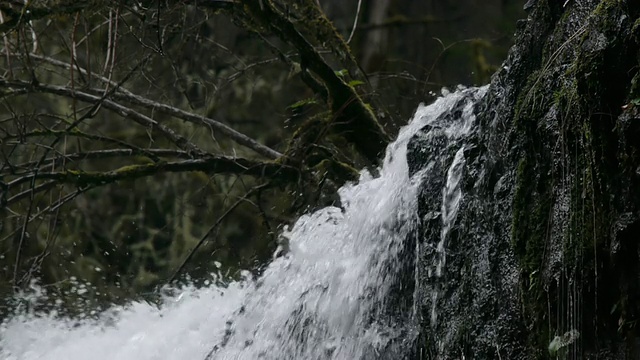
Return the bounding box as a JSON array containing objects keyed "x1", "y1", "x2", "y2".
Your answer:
[
  {"x1": 1, "y1": 123, "x2": 164, "y2": 162},
  {"x1": 12, "y1": 54, "x2": 283, "y2": 160},
  {"x1": 346, "y1": 0, "x2": 363, "y2": 44},
  {"x1": 0, "y1": 1, "x2": 100, "y2": 34},
  {"x1": 0, "y1": 79, "x2": 204, "y2": 154},
  {"x1": 5, "y1": 180, "x2": 55, "y2": 207}
]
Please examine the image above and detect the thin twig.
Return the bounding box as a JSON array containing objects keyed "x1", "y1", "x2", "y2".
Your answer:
[
  {"x1": 0, "y1": 11, "x2": 14, "y2": 79},
  {"x1": 168, "y1": 184, "x2": 265, "y2": 283},
  {"x1": 103, "y1": 7, "x2": 119, "y2": 95},
  {"x1": 346, "y1": 0, "x2": 362, "y2": 44},
  {"x1": 5, "y1": 180, "x2": 56, "y2": 207},
  {"x1": 103, "y1": 9, "x2": 113, "y2": 75},
  {"x1": 0, "y1": 184, "x2": 93, "y2": 255},
  {"x1": 71, "y1": 12, "x2": 80, "y2": 121},
  {"x1": 13, "y1": 167, "x2": 35, "y2": 288}
]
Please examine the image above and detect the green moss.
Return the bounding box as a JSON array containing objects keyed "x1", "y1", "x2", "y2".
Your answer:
[
  {"x1": 513, "y1": 70, "x2": 549, "y2": 126},
  {"x1": 511, "y1": 157, "x2": 528, "y2": 250},
  {"x1": 633, "y1": 17, "x2": 640, "y2": 43},
  {"x1": 511, "y1": 153, "x2": 553, "y2": 283},
  {"x1": 629, "y1": 71, "x2": 640, "y2": 100},
  {"x1": 58, "y1": 163, "x2": 157, "y2": 187},
  {"x1": 511, "y1": 152, "x2": 553, "y2": 353}
]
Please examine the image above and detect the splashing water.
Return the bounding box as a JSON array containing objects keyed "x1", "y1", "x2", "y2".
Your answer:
[{"x1": 0, "y1": 88, "x2": 484, "y2": 360}]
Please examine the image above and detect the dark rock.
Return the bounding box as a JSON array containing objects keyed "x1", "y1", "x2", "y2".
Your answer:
[{"x1": 407, "y1": 0, "x2": 640, "y2": 358}]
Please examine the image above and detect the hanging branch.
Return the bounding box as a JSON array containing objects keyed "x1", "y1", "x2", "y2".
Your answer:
[{"x1": 5, "y1": 157, "x2": 298, "y2": 199}]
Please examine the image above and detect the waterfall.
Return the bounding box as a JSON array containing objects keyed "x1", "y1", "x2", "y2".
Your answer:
[{"x1": 0, "y1": 87, "x2": 486, "y2": 360}]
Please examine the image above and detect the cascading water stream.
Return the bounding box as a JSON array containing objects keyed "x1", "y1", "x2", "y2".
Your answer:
[
  {"x1": 0, "y1": 88, "x2": 485, "y2": 360},
  {"x1": 406, "y1": 86, "x2": 486, "y2": 328},
  {"x1": 430, "y1": 146, "x2": 466, "y2": 326}
]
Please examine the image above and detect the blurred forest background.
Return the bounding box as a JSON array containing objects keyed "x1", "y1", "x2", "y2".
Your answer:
[{"x1": 0, "y1": 0, "x2": 524, "y2": 316}]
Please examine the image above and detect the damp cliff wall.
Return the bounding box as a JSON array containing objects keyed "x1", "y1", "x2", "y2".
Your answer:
[{"x1": 408, "y1": 1, "x2": 640, "y2": 358}]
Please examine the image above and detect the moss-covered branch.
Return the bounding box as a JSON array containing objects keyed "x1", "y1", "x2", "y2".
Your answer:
[
  {"x1": 231, "y1": 0, "x2": 390, "y2": 164},
  {"x1": 294, "y1": 0, "x2": 363, "y2": 79},
  {"x1": 7, "y1": 149, "x2": 197, "y2": 174},
  {"x1": 6, "y1": 156, "x2": 298, "y2": 201}
]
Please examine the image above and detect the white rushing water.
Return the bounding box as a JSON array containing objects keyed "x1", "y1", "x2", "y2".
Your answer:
[{"x1": 0, "y1": 89, "x2": 481, "y2": 360}]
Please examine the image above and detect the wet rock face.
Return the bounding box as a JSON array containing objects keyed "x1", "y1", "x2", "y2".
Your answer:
[
  {"x1": 407, "y1": 89, "x2": 525, "y2": 360},
  {"x1": 408, "y1": 0, "x2": 640, "y2": 358}
]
